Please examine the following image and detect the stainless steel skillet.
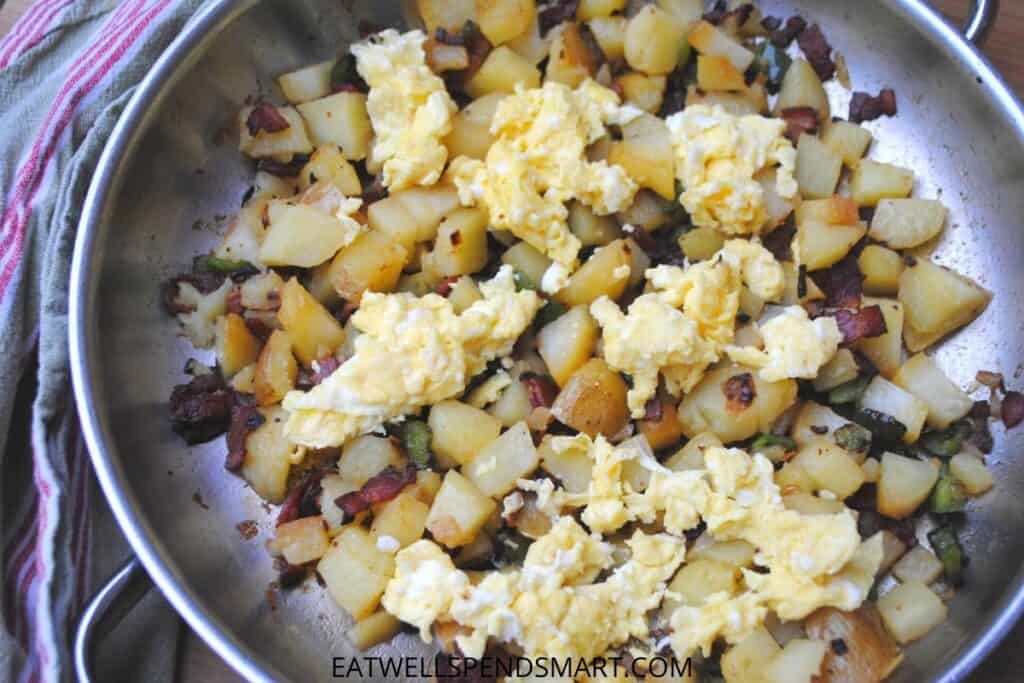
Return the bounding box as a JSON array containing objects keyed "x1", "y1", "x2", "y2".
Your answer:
[{"x1": 68, "y1": 0, "x2": 1024, "y2": 680}]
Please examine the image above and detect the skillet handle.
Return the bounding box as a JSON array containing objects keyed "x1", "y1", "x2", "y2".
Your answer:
[
  {"x1": 73, "y1": 557, "x2": 154, "y2": 683},
  {"x1": 964, "y1": 0, "x2": 999, "y2": 44}
]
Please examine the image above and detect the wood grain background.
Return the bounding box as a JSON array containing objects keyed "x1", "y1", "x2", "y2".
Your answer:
[{"x1": 0, "y1": 0, "x2": 1021, "y2": 680}]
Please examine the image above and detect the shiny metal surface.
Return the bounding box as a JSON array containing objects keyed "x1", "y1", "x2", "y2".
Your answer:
[
  {"x1": 68, "y1": 1, "x2": 1024, "y2": 681},
  {"x1": 964, "y1": 0, "x2": 999, "y2": 44}
]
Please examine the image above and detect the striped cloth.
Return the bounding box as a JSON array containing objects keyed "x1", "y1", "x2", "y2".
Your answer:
[{"x1": 0, "y1": 1, "x2": 207, "y2": 680}]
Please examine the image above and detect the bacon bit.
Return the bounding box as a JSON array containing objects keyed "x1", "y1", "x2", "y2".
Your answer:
[
  {"x1": 812, "y1": 254, "x2": 863, "y2": 309},
  {"x1": 797, "y1": 264, "x2": 808, "y2": 299},
  {"x1": 849, "y1": 89, "x2": 898, "y2": 123},
  {"x1": 335, "y1": 465, "x2": 417, "y2": 518},
  {"x1": 332, "y1": 82, "x2": 363, "y2": 94},
  {"x1": 769, "y1": 15, "x2": 807, "y2": 47},
  {"x1": 797, "y1": 23, "x2": 835, "y2": 81},
  {"x1": 976, "y1": 370, "x2": 1004, "y2": 389},
  {"x1": 236, "y1": 520, "x2": 259, "y2": 540},
  {"x1": 644, "y1": 398, "x2": 664, "y2": 422},
  {"x1": 435, "y1": 27, "x2": 466, "y2": 46},
  {"x1": 258, "y1": 155, "x2": 308, "y2": 177},
  {"x1": 311, "y1": 356, "x2": 342, "y2": 386},
  {"x1": 704, "y1": 2, "x2": 754, "y2": 29},
  {"x1": 762, "y1": 222, "x2": 796, "y2": 262},
  {"x1": 361, "y1": 175, "x2": 388, "y2": 203},
  {"x1": 724, "y1": 373, "x2": 757, "y2": 414},
  {"x1": 858, "y1": 206, "x2": 876, "y2": 223},
  {"x1": 971, "y1": 400, "x2": 991, "y2": 418},
  {"x1": 521, "y1": 373, "x2": 560, "y2": 408},
  {"x1": 435, "y1": 276, "x2": 461, "y2": 296},
  {"x1": 811, "y1": 425, "x2": 829, "y2": 435},
  {"x1": 277, "y1": 469, "x2": 327, "y2": 526},
  {"x1": 1002, "y1": 391, "x2": 1024, "y2": 428},
  {"x1": 832, "y1": 305, "x2": 887, "y2": 344},
  {"x1": 225, "y1": 395, "x2": 264, "y2": 471},
  {"x1": 192, "y1": 491, "x2": 210, "y2": 510},
  {"x1": 276, "y1": 562, "x2": 308, "y2": 590},
  {"x1": 780, "y1": 106, "x2": 819, "y2": 143},
  {"x1": 804, "y1": 299, "x2": 826, "y2": 318},
  {"x1": 226, "y1": 288, "x2": 244, "y2": 315},
  {"x1": 335, "y1": 301, "x2": 359, "y2": 325},
  {"x1": 243, "y1": 315, "x2": 274, "y2": 341},
  {"x1": 358, "y1": 20, "x2": 384, "y2": 38},
  {"x1": 246, "y1": 103, "x2": 290, "y2": 137},
  {"x1": 169, "y1": 373, "x2": 233, "y2": 445},
  {"x1": 538, "y1": 0, "x2": 580, "y2": 36}
]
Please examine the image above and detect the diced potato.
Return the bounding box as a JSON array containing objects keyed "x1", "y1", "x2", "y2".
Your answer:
[
  {"x1": 320, "y1": 526, "x2": 394, "y2": 619},
  {"x1": 850, "y1": 161, "x2": 914, "y2": 207},
  {"x1": 298, "y1": 146, "x2": 361, "y2": 195},
  {"x1": 426, "y1": 471, "x2": 498, "y2": 547},
  {"x1": 569, "y1": 201, "x2": 622, "y2": 247},
  {"x1": 877, "y1": 580, "x2": 947, "y2": 644},
  {"x1": 464, "y1": 422, "x2": 539, "y2": 497},
  {"x1": 546, "y1": 22, "x2": 602, "y2": 88},
  {"x1": 238, "y1": 105, "x2": 312, "y2": 159},
  {"x1": 781, "y1": 262, "x2": 825, "y2": 305},
  {"x1": 677, "y1": 364, "x2": 798, "y2": 443},
  {"x1": 688, "y1": 20, "x2": 754, "y2": 71},
  {"x1": 795, "y1": 219, "x2": 866, "y2": 271},
  {"x1": 877, "y1": 451, "x2": 939, "y2": 519},
  {"x1": 855, "y1": 297, "x2": 904, "y2": 378},
  {"x1": 429, "y1": 400, "x2": 503, "y2": 467},
  {"x1": 587, "y1": 16, "x2": 627, "y2": 62},
  {"x1": 466, "y1": 46, "x2": 541, "y2": 98},
  {"x1": 656, "y1": 0, "x2": 703, "y2": 28},
  {"x1": 422, "y1": 207, "x2": 490, "y2": 278},
  {"x1": 822, "y1": 120, "x2": 873, "y2": 167},
  {"x1": 215, "y1": 313, "x2": 261, "y2": 378},
  {"x1": 625, "y1": 5, "x2": 685, "y2": 75},
  {"x1": 445, "y1": 93, "x2": 507, "y2": 160},
  {"x1": 296, "y1": 93, "x2": 371, "y2": 160},
  {"x1": 251, "y1": 171, "x2": 297, "y2": 201},
  {"x1": 862, "y1": 456, "x2": 881, "y2": 483},
  {"x1": 783, "y1": 491, "x2": 847, "y2": 515},
  {"x1": 610, "y1": 113, "x2": 675, "y2": 200},
  {"x1": 686, "y1": 85, "x2": 763, "y2": 116},
  {"x1": 416, "y1": 0, "x2": 474, "y2": 33},
  {"x1": 490, "y1": 374, "x2": 534, "y2": 426},
  {"x1": 231, "y1": 364, "x2": 257, "y2": 394},
  {"x1": 689, "y1": 537, "x2": 756, "y2": 567},
  {"x1": 950, "y1": 452, "x2": 993, "y2": 496},
  {"x1": 617, "y1": 189, "x2": 673, "y2": 232},
  {"x1": 277, "y1": 278, "x2": 345, "y2": 365},
  {"x1": 537, "y1": 305, "x2": 600, "y2": 386},
  {"x1": 578, "y1": 0, "x2": 626, "y2": 21},
  {"x1": 722, "y1": 627, "x2": 782, "y2": 683},
  {"x1": 738, "y1": 289, "x2": 765, "y2": 321},
  {"x1": 775, "y1": 461, "x2": 815, "y2": 493},
  {"x1": 253, "y1": 330, "x2": 297, "y2": 406},
  {"x1": 396, "y1": 271, "x2": 440, "y2": 297},
  {"x1": 448, "y1": 276, "x2": 483, "y2": 314},
  {"x1": 870, "y1": 199, "x2": 947, "y2": 249},
  {"x1": 898, "y1": 259, "x2": 991, "y2": 352},
  {"x1": 616, "y1": 72, "x2": 666, "y2": 113},
  {"x1": 763, "y1": 639, "x2": 828, "y2": 683},
  {"x1": 796, "y1": 196, "x2": 860, "y2": 226},
  {"x1": 773, "y1": 58, "x2": 829, "y2": 120},
  {"x1": 804, "y1": 606, "x2": 904, "y2": 683},
  {"x1": 697, "y1": 55, "x2": 745, "y2": 91},
  {"x1": 260, "y1": 202, "x2": 360, "y2": 268},
  {"x1": 319, "y1": 475, "x2": 358, "y2": 535},
  {"x1": 410, "y1": 470, "x2": 444, "y2": 505},
  {"x1": 859, "y1": 244, "x2": 904, "y2": 296},
  {"x1": 556, "y1": 239, "x2": 632, "y2": 306},
  {"x1": 426, "y1": 40, "x2": 470, "y2": 73},
  {"x1": 338, "y1": 435, "x2": 406, "y2": 486},
  {"x1": 665, "y1": 432, "x2": 722, "y2": 471},
  {"x1": 278, "y1": 61, "x2": 334, "y2": 105},
  {"x1": 371, "y1": 492, "x2": 430, "y2": 549},
  {"x1": 476, "y1": 0, "x2": 535, "y2": 46},
  {"x1": 638, "y1": 396, "x2": 685, "y2": 450},
  {"x1": 791, "y1": 402, "x2": 864, "y2": 457},
  {"x1": 893, "y1": 354, "x2": 972, "y2": 429},
  {"x1": 877, "y1": 529, "x2": 908, "y2": 573},
  {"x1": 271, "y1": 516, "x2": 330, "y2": 565},
  {"x1": 348, "y1": 610, "x2": 402, "y2": 651},
  {"x1": 813, "y1": 348, "x2": 860, "y2": 392},
  {"x1": 792, "y1": 439, "x2": 865, "y2": 499},
  {"x1": 241, "y1": 406, "x2": 295, "y2": 502},
  {"x1": 892, "y1": 545, "x2": 944, "y2": 584},
  {"x1": 665, "y1": 558, "x2": 737, "y2": 611},
  {"x1": 327, "y1": 230, "x2": 407, "y2": 304},
  {"x1": 796, "y1": 134, "x2": 843, "y2": 200},
  {"x1": 551, "y1": 358, "x2": 630, "y2": 437},
  {"x1": 502, "y1": 241, "x2": 553, "y2": 286},
  {"x1": 539, "y1": 435, "x2": 593, "y2": 492},
  {"x1": 861, "y1": 376, "x2": 928, "y2": 444},
  {"x1": 369, "y1": 185, "x2": 461, "y2": 250}
]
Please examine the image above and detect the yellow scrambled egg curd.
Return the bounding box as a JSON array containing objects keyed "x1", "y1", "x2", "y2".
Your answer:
[
  {"x1": 448, "y1": 80, "x2": 639, "y2": 267},
  {"x1": 727, "y1": 305, "x2": 842, "y2": 382},
  {"x1": 282, "y1": 266, "x2": 540, "y2": 448},
  {"x1": 351, "y1": 29, "x2": 456, "y2": 191},
  {"x1": 383, "y1": 517, "x2": 684, "y2": 663},
  {"x1": 666, "y1": 104, "x2": 797, "y2": 236}
]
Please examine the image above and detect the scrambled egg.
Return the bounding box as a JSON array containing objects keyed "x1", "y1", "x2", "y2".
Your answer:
[
  {"x1": 448, "y1": 80, "x2": 639, "y2": 267},
  {"x1": 666, "y1": 104, "x2": 797, "y2": 235},
  {"x1": 382, "y1": 517, "x2": 684, "y2": 663},
  {"x1": 727, "y1": 305, "x2": 842, "y2": 382},
  {"x1": 282, "y1": 266, "x2": 540, "y2": 447},
  {"x1": 352, "y1": 30, "x2": 456, "y2": 191}
]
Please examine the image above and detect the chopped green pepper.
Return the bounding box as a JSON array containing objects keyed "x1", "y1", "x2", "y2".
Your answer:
[
  {"x1": 534, "y1": 300, "x2": 567, "y2": 329},
  {"x1": 513, "y1": 270, "x2": 538, "y2": 292},
  {"x1": 853, "y1": 408, "x2": 908, "y2": 445},
  {"x1": 330, "y1": 54, "x2": 358, "y2": 90},
  {"x1": 193, "y1": 254, "x2": 255, "y2": 274},
  {"x1": 930, "y1": 463, "x2": 967, "y2": 514},
  {"x1": 492, "y1": 528, "x2": 531, "y2": 567},
  {"x1": 396, "y1": 420, "x2": 433, "y2": 469},
  {"x1": 828, "y1": 375, "x2": 871, "y2": 406},
  {"x1": 833, "y1": 423, "x2": 873, "y2": 455},
  {"x1": 751, "y1": 433, "x2": 797, "y2": 463},
  {"x1": 752, "y1": 41, "x2": 792, "y2": 93},
  {"x1": 928, "y1": 525, "x2": 965, "y2": 586},
  {"x1": 919, "y1": 420, "x2": 973, "y2": 457}
]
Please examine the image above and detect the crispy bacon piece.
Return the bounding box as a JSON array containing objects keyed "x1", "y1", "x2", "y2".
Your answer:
[
  {"x1": 704, "y1": 2, "x2": 753, "y2": 28},
  {"x1": 812, "y1": 254, "x2": 864, "y2": 309},
  {"x1": 360, "y1": 175, "x2": 387, "y2": 203},
  {"x1": 1002, "y1": 391, "x2": 1024, "y2": 429},
  {"x1": 225, "y1": 395, "x2": 265, "y2": 471},
  {"x1": 797, "y1": 23, "x2": 835, "y2": 81},
  {"x1": 762, "y1": 221, "x2": 796, "y2": 262},
  {"x1": 780, "y1": 106, "x2": 819, "y2": 143},
  {"x1": 435, "y1": 27, "x2": 466, "y2": 46},
  {"x1": 644, "y1": 397, "x2": 664, "y2": 422},
  {"x1": 169, "y1": 374, "x2": 232, "y2": 444},
  {"x1": 849, "y1": 89, "x2": 898, "y2": 123},
  {"x1": 521, "y1": 373, "x2": 560, "y2": 408},
  {"x1": 246, "y1": 103, "x2": 290, "y2": 137},
  {"x1": 277, "y1": 469, "x2": 327, "y2": 526},
  {"x1": 226, "y1": 288, "x2": 245, "y2": 315},
  {"x1": 311, "y1": 356, "x2": 342, "y2": 386},
  {"x1": 435, "y1": 276, "x2": 461, "y2": 297},
  {"x1": 769, "y1": 15, "x2": 806, "y2": 47},
  {"x1": 724, "y1": 373, "x2": 757, "y2": 414},
  {"x1": 832, "y1": 305, "x2": 887, "y2": 344},
  {"x1": 538, "y1": 0, "x2": 580, "y2": 36},
  {"x1": 335, "y1": 465, "x2": 417, "y2": 518}
]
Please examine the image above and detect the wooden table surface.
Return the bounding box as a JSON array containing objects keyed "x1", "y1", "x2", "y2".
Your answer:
[{"x1": 1, "y1": 0, "x2": 1022, "y2": 681}]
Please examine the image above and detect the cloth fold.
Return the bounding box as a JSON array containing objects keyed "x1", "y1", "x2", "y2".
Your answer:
[{"x1": 0, "y1": 1, "x2": 209, "y2": 680}]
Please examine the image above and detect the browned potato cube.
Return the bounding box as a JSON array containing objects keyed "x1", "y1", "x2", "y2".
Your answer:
[
  {"x1": 254, "y1": 330, "x2": 297, "y2": 406},
  {"x1": 537, "y1": 305, "x2": 600, "y2": 386},
  {"x1": 422, "y1": 207, "x2": 490, "y2": 278},
  {"x1": 697, "y1": 55, "x2": 746, "y2": 91},
  {"x1": 463, "y1": 422, "x2": 539, "y2": 497},
  {"x1": 898, "y1": 259, "x2": 991, "y2": 352},
  {"x1": 609, "y1": 113, "x2": 675, "y2": 200},
  {"x1": 338, "y1": 435, "x2": 406, "y2": 486},
  {"x1": 426, "y1": 471, "x2": 498, "y2": 547},
  {"x1": 555, "y1": 239, "x2": 633, "y2": 307},
  {"x1": 428, "y1": 400, "x2": 503, "y2": 467},
  {"x1": 637, "y1": 395, "x2": 685, "y2": 450},
  {"x1": 299, "y1": 146, "x2": 361, "y2": 195},
  {"x1": 546, "y1": 22, "x2": 602, "y2": 87},
  {"x1": 241, "y1": 406, "x2": 295, "y2": 502},
  {"x1": 677, "y1": 364, "x2": 798, "y2": 443},
  {"x1": 445, "y1": 93, "x2": 507, "y2": 160},
  {"x1": 551, "y1": 358, "x2": 630, "y2": 437},
  {"x1": 466, "y1": 46, "x2": 541, "y2": 97},
  {"x1": 615, "y1": 72, "x2": 666, "y2": 113},
  {"x1": 773, "y1": 58, "x2": 829, "y2": 120},
  {"x1": 277, "y1": 278, "x2": 345, "y2": 366},
  {"x1": 850, "y1": 160, "x2": 914, "y2": 207},
  {"x1": 371, "y1": 492, "x2": 430, "y2": 550},
  {"x1": 858, "y1": 244, "x2": 904, "y2": 296},
  {"x1": 271, "y1": 516, "x2": 330, "y2": 565},
  {"x1": 215, "y1": 313, "x2": 261, "y2": 378},
  {"x1": 327, "y1": 230, "x2": 407, "y2": 304},
  {"x1": 476, "y1": 0, "x2": 536, "y2": 46}
]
